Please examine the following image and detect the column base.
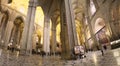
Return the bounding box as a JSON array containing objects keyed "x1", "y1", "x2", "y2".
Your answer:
[
  {"x1": 61, "y1": 52, "x2": 74, "y2": 60},
  {"x1": 19, "y1": 49, "x2": 26, "y2": 56},
  {"x1": 26, "y1": 50, "x2": 32, "y2": 55},
  {"x1": 20, "y1": 49, "x2": 32, "y2": 56},
  {"x1": 0, "y1": 44, "x2": 7, "y2": 50},
  {"x1": 61, "y1": 55, "x2": 75, "y2": 60}
]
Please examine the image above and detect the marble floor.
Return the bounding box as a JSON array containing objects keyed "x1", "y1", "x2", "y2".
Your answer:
[{"x1": 0, "y1": 48, "x2": 120, "y2": 66}]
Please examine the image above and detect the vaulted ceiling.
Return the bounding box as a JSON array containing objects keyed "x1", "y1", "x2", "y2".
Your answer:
[{"x1": 37, "y1": 0, "x2": 60, "y2": 17}]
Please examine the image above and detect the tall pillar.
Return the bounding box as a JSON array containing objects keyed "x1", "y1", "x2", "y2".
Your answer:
[
  {"x1": 17, "y1": 30, "x2": 21, "y2": 45},
  {"x1": 86, "y1": 16, "x2": 98, "y2": 50},
  {"x1": 51, "y1": 20, "x2": 57, "y2": 54},
  {"x1": 2, "y1": 21, "x2": 13, "y2": 49},
  {"x1": 85, "y1": 1, "x2": 98, "y2": 50},
  {"x1": 60, "y1": 0, "x2": 78, "y2": 59},
  {"x1": 11, "y1": 26, "x2": 16, "y2": 45},
  {"x1": 0, "y1": 14, "x2": 3, "y2": 24},
  {"x1": 32, "y1": 34, "x2": 37, "y2": 51},
  {"x1": 43, "y1": 16, "x2": 50, "y2": 54},
  {"x1": 20, "y1": 0, "x2": 37, "y2": 55},
  {"x1": 82, "y1": 15, "x2": 89, "y2": 51}
]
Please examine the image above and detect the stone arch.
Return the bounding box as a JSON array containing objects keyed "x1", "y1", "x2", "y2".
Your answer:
[
  {"x1": 14, "y1": 16, "x2": 24, "y2": 25},
  {"x1": 94, "y1": 18, "x2": 105, "y2": 33},
  {"x1": 94, "y1": 18, "x2": 110, "y2": 45},
  {"x1": 71, "y1": 0, "x2": 84, "y2": 46},
  {"x1": 51, "y1": 9, "x2": 60, "y2": 23},
  {"x1": 49, "y1": 14, "x2": 59, "y2": 53},
  {"x1": 9, "y1": 16, "x2": 24, "y2": 46}
]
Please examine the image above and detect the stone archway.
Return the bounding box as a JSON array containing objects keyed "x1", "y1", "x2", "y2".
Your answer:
[
  {"x1": 94, "y1": 18, "x2": 105, "y2": 33},
  {"x1": 50, "y1": 10, "x2": 60, "y2": 55},
  {"x1": 94, "y1": 18, "x2": 110, "y2": 49},
  {"x1": 9, "y1": 17, "x2": 24, "y2": 47},
  {"x1": 94, "y1": 18, "x2": 106, "y2": 41}
]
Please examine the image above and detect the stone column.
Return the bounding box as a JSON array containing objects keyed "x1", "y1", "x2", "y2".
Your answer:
[
  {"x1": 15, "y1": 29, "x2": 21, "y2": 45},
  {"x1": 85, "y1": 1, "x2": 98, "y2": 50},
  {"x1": 32, "y1": 34, "x2": 37, "y2": 51},
  {"x1": 51, "y1": 20, "x2": 57, "y2": 54},
  {"x1": 0, "y1": 14, "x2": 3, "y2": 24},
  {"x1": 26, "y1": 1, "x2": 36, "y2": 54},
  {"x1": 60, "y1": 0, "x2": 78, "y2": 59},
  {"x1": 82, "y1": 15, "x2": 89, "y2": 51},
  {"x1": 43, "y1": 16, "x2": 50, "y2": 54},
  {"x1": 0, "y1": 14, "x2": 4, "y2": 47},
  {"x1": 86, "y1": 16, "x2": 99, "y2": 50},
  {"x1": 12, "y1": 26, "x2": 17, "y2": 45},
  {"x1": 3, "y1": 21, "x2": 14, "y2": 49},
  {"x1": 83, "y1": 30, "x2": 89, "y2": 51},
  {"x1": 20, "y1": 0, "x2": 37, "y2": 55},
  {"x1": 18, "y1": 30, "x2": 21, "y2": 44}
]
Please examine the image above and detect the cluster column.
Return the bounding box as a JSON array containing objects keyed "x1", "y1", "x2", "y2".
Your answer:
[
  {"x1": 60, "y1": 0, "x2": 78, "y2": 59},
  {"x1": 20, "y1": 0, "x2": 37, "y2": 55},
  {"x1": 2, "y1": 21, "x2": 14, "y2": 49},
  {"x1": 51, "y1": 20, "x2": 57, "y2": 55},
  {"x1": 43, "y1": 16, "x2": 50, "y2": 54}
]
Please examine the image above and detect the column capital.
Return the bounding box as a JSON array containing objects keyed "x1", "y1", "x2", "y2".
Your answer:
[
  {"x1": 44, "y1": 16, "x2": 50, "y2": 24},
  {"x1": 29, "y1": 0, "x2": 37, "y2": 7}
]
